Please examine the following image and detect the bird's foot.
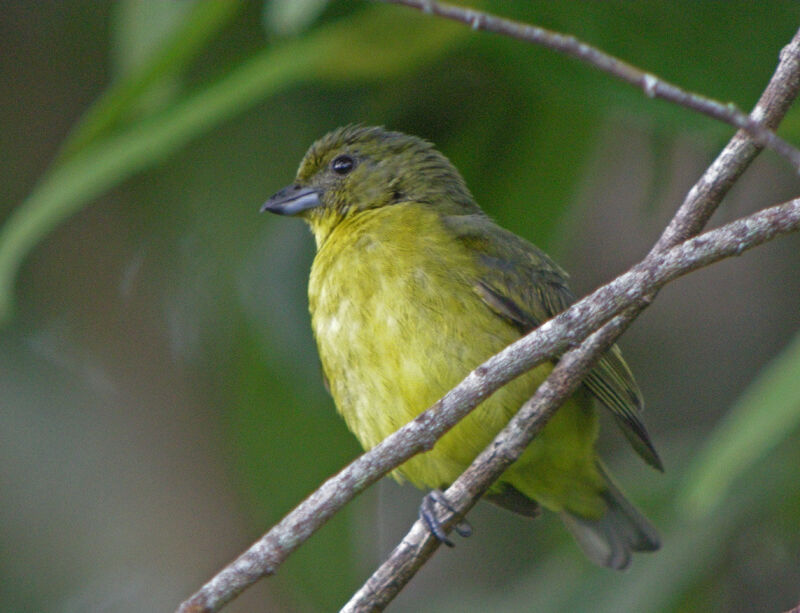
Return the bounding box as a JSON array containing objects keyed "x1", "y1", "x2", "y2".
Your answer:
[{"x1": 419, "y1": 489, "x2": 473, "y2": 547}]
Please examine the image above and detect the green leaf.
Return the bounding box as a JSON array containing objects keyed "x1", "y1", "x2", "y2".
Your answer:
[
  {"x1": 60, "y1": 0, "x2": 242, "y2": 157},
  {"x1": 0, "y1": 6, "x2": 467, "y2": 324},
  {"x1": 678, "y1": 329, "x2": 800, "y2": 518},
  {"x1": 263, "y1": 0, "x2": 331, "y2": 37},
  {"x1": 111, "y1": 0, "x2": 200, "y2": 77}
]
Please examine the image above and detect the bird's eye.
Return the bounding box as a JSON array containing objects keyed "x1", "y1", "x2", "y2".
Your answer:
[{"x1": 331, "y1": 155, "x2": 355, "y2": 175}]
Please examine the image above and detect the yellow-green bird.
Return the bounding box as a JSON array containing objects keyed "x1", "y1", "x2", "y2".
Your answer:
[{"x1": 262, "y1": 125, "x2": 661, "y2": 569}]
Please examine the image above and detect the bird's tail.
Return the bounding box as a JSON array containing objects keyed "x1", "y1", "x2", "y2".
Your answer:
[{"x1": 559, "y1": 463, "x2": 659, "y2": 570}]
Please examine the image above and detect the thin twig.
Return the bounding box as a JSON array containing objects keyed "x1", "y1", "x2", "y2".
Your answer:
[
  {"x1": 178, "y1": 11, "x2": 800, "y2": 613},
  {"x1": 341, "y1": 309, "x2": 644, "y2": 612},
  {"x1": 178, "y1": 197, "x2": 800, "y2": 613},
  {"x1": 341, "y1": 199, "x2": 800, "y2": 611},
  {"x1": 652, "y1": 28, "x2": 800, "y2": 251},
  {"x1": 378, "y1": 0, "x2": 800, "y2": 173},
  {"x1": 340, "y1": 20, "x2": 800, "y2": 611}
]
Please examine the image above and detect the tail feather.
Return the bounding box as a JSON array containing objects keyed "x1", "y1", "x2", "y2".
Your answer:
[{"x1": 560, "y1": 465, "x2": 659, "y2": 570}]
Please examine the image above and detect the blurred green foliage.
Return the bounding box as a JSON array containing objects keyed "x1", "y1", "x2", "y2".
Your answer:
[{"x1": 2, "y1": 1, "x2": 800, "y2": 612}]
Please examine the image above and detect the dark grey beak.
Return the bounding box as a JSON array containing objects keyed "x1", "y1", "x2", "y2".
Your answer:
[{"x1": 261, "y1": 185, "x2": 321, "y2": 215}]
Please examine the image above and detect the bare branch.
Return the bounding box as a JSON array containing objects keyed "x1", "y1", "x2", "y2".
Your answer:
[
  {"x1": 340, "y1": 13, "x2": 800, "y2": 607},
  {"x1": 341, "y1": 197, "x2": 800, "y2": 611},
  {"x1": 341, "y1": 309, "x2": 644, "y2": 612},
  {"x1": 378, "y1": 0, "x2": 800, "y2": 173},
  {"x1": 177, "y1": 9, "x2": 800, "y2": 613},
  {"x1": 179, "y1": 196, "x2": 800, "y2": 613},
  {"x1": 652, "y1": 27, "x2": 800, "y2": 251}
]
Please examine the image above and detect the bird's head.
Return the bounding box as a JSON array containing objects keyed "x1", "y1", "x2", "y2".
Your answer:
[{"x1": 261, "y1": 125, "x2": 476, "y2": 246}]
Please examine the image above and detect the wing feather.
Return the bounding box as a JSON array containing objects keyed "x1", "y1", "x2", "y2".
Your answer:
[{"x1": 443, "y1": 213, "x2": 662, "y2": 470}]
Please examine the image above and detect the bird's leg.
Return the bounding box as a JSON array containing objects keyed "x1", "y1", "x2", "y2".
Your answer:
[{"x1": 419, "y1": 489, "x2": 473, "y2": 547}]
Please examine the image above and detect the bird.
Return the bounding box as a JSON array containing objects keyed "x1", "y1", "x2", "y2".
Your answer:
[{"x1": 261, "y1": 125, "x2": 661, "y2": 569}]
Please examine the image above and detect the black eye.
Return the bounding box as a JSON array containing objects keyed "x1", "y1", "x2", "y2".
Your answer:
[{"x1": 331, "y1": 155, "x2": 355, "y2": 175}]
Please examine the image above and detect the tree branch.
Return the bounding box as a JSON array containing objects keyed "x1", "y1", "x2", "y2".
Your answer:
[
  {"x1": 177, "y1": 9, "x2": 800, "y2": 613},
  {"x1": 341, "y1": 13, "x2": 800, "y2": 611},
  {"x1": 378, "y1": 0, "x2": 800, "y2": 173},
  {"x1": 652, "y1": 26, "x2": 800, "y2": 251},
  {"x1": 179, "y1": 196, "x2": 800, "y2": 613},
  {"x1": 341, "y1": 198, "x2": 800, "y2": 611},
  {"x1": 342, "y1": 308, "x2": 642, "y2": 613}
]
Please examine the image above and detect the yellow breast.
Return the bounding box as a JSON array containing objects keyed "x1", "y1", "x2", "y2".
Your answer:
[{"x1": 308, "y1": 203, "x2": 532, "y2": 486}]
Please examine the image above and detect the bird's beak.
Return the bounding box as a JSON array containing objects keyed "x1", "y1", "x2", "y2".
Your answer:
[{"x1": 261, "y1": 185, "x2": 321, "y2": 215}]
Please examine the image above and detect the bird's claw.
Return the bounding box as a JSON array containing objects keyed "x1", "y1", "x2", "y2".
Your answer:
[{"x1": 419, "y1": 490, "x2": 473, "y2": 547}]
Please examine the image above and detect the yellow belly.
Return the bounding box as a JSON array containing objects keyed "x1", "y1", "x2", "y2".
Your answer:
[{"x1": 309, "y1": 204, "x2": 604, "y2": 517}]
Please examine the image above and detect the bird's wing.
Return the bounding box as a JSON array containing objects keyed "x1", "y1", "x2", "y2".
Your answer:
[{"x1": 443, "y1": 213, "x2": 662, "y2": 470}]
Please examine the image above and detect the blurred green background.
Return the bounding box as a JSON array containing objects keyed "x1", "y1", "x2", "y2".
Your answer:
[{"x1": 2, "y1": 1, "x2": 800, "y2": 611}]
